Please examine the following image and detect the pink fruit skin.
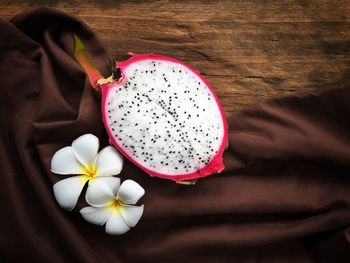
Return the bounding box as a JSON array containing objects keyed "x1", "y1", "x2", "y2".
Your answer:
[{"x1": 100, "y1": 53, "x2": 228, "y2": 182}]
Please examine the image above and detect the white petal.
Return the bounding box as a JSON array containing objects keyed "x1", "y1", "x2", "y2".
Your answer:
[
  {"x1": 105, "y1": 210, "x2": 130, "y2": 235},
  {"x1": 86, "y1": 177, "x2": 120, "y2": 207},
  {"x1": 51, "y1": 147, "x2": 85, "y2": 175},
  {"x1": 94, "y1": 146, "x2": 123, "y2": 177},
  {"x1": 80, "y1": 206, "x2": 112, "y2": 226},
  {"x1": 53, "y1": 176, "x2": 86, "y2": 211},
  {"x1": 72, "y1": 134, "x2": 99, "y2": 167},
  {"x1": 117, "y1": 179, "x2": 145, "y2": 205},
  {"x1": 120, "y1": 204, "x2": 144, "y2": 227}
]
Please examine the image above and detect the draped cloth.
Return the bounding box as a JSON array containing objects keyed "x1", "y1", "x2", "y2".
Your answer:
[{"x1": 0, "y1": 7, "x2": 349, "y2": 262}]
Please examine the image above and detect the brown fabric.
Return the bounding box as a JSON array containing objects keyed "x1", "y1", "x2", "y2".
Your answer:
[{"x1": 0, "y1": 7, "x2": 349, "y2": 263}]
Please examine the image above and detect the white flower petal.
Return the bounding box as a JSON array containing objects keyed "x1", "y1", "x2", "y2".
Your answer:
[
  {"x1": 80, "y1": 206, "x2": 112, "y2": 226},
  {"x1": 117, "y1": 179, "x2": 145, "y2": 205},
  {"x1": 53, "y1": 176, "x2": 86, "y2": 211},
  {"x1": 94, "y1": 146, "x2": 123, "y2": 177},
  {"x1": 105, "y1": 210, "x2": 130, "y2": 235},
  {"x1": 51, "y1": 146, "x2": 85, "y2": 175},
  {"x1": 71, "y1": 134, "x2": 99, "y2": 168},
  {"x1": 120, "y1": 204, "x2": 144, "y2": 227},
  {"x1": 86, "y1": 177, "x2": 120, "y2": 207}
]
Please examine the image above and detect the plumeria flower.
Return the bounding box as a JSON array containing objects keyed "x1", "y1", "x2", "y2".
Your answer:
[
  {"x1": 80, "y1": 178, "x2": 144, "y2": 235},
  {"x1": 51, "y1": 134, "x2": 124, "y2": 211}
]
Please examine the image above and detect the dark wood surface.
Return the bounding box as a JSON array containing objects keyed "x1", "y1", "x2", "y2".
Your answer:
[{"x1": 1, "y1": 0, "x2": 350, "y2": 115}]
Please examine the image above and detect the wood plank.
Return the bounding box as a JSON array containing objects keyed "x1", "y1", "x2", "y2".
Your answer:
[{"x1": 1, "y1": 0, "x2": 350, "y2": 114}]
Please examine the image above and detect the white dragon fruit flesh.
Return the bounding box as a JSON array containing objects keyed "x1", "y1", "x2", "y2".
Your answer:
[{"x1": 99, "y1": 54, "x2": 228, "y2": 182}]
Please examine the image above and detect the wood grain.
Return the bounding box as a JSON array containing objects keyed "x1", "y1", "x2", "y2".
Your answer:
[{"x1": 1, "y1": 0, "x2": 350, "y2": 115}]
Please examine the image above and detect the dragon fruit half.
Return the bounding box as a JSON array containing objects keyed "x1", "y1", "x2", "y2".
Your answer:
[{"x1": 74, "y1": 35, "x2": 228, "y2": 182}]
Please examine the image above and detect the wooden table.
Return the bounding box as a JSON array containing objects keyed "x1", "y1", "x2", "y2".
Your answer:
[{"x1": 1, "y1": 0, "x2": 350, "y2": 115}]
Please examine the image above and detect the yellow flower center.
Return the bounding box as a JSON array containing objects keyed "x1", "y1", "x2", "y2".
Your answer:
[
  {"x1": 108, "y1": 198, "x2": 124, "y2": 211},
  {"x1": 81, "y1": 164, "x2": 97, "y2": 183}
]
